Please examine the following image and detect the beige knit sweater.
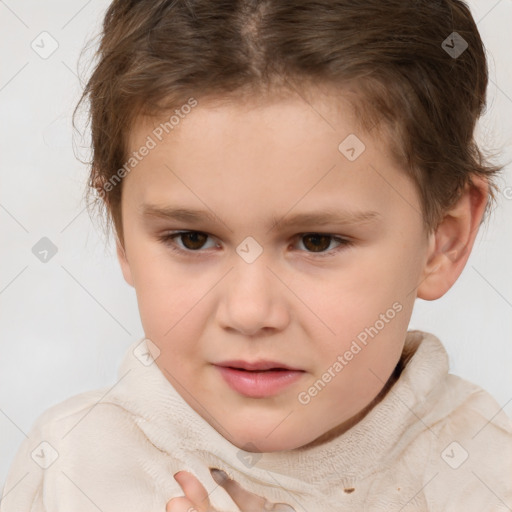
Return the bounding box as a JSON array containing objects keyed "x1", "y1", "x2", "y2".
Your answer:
[{"x1": 1, "y1": 330, "x2": 511, "y2": 511}]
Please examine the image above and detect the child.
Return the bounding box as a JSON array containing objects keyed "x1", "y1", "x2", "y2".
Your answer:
[{"x1": 2, "y1": 0, "x2": 511, "y2": 510}]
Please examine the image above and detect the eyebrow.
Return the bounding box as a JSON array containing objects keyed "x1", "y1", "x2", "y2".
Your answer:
[{"x1": 140, "y1": 203, "x2": 381, "y2": 230}]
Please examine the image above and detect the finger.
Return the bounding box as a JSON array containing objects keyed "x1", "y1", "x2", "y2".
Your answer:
[
  {"x1": 271, "y1": 504, "x2": 296, "y2": 511},
  {"x1": 173, "y1": 471, "x2": 210, "y2": 512},
  {"x1": 166, "y1": 495, "x2": 199, "y2": 512},
  {"x1": 210, "y1": 468, "x2": 270, "y2": 511}
]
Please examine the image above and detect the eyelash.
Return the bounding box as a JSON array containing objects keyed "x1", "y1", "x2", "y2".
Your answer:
[{"x1": 157, "y1": 231, "x2": 354, "y2": 259}]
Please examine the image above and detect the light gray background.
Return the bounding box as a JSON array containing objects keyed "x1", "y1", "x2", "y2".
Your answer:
[{"x1": 1, "y1": 0, "x2": 511, "y2": 493}]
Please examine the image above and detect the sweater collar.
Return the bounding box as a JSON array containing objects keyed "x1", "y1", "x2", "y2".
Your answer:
[{"x1": 109, "y1": 330, "x2": 448, "y2": 493}]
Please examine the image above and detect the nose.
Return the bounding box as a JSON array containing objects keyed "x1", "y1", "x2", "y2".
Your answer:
[{"x1": 217, "y1": 253, "x2": 290, "y2": 336}]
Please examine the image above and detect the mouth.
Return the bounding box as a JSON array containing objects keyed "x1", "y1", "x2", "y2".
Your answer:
[
  {"x1": 214, "y1": 359, "x2": 303, "y2": 372},
  {"x1": 213, "y1": 361, "x2": 305, "y2": 398},
  {"x1": 226, "y1": 367, "x2": 289, "y2": 372}
]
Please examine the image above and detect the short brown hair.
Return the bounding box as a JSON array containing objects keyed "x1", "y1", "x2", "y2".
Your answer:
[{"x1": 74, "y1": 0, "x2": 503, "y2": 249}]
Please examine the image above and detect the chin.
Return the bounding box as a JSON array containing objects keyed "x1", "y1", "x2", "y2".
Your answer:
[
  {"x1": 227, "y1": 427, "x2": 310, "y2": 453},
  {"x1": 233, "y1": 438, "x2": 296, "y2": 453}
]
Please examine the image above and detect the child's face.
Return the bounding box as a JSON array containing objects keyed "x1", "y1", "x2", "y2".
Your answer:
[{"x1": 117, "y1": 91, "x2": 432, "y2": 452}]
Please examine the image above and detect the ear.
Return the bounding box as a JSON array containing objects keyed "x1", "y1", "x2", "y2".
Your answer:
[
  {"x1": 417, "y1": 175, "x2": 489, "y2": 301},
  {"x1": 116, "y1": 236, "x2": 134, "y2": 288}
]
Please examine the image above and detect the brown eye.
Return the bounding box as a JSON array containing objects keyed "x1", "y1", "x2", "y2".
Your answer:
[
  {"x1": 158, "y1": 230, "x2": 353, "y2": 259},
  {"x1": 300, "y1": 234, "x2": 334, "y2": 253},
  {"x1": 175, "y1": 232, "x2": 209, "y2": 250},
  {"x1": 158, "y1": 231, "x2": 215, "y2": 254}
]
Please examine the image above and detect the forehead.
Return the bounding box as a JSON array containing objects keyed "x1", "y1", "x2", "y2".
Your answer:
[
  {"x1": 122, "y1": 92, "x2": 419, "y2": 227},
  {"x1": 127, "y1": 90, "x2": 392, "y2": 170},
  {"x1": 129, "y1": 84, "x2": 366, "y2": 144}
]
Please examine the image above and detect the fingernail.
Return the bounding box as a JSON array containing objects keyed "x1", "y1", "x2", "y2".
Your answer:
[
  {"x1": 210, "y1": 468, "x2": 228, "y2": 484},
  {"x1": 273, "y1": 504, "x2": 297, "y2": 511}
]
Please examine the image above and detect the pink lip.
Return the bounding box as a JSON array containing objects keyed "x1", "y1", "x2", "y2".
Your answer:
[
  {"x1": 214, "y1": 365, "x2": 305, "y2": 398},
  {"x1": 214, "y1": 359, "x2": 302, "y2": 371}
]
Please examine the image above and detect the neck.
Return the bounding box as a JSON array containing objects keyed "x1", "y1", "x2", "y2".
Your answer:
[{"x1": 299, "y1": 349, "x2": 406, "y2": 449}]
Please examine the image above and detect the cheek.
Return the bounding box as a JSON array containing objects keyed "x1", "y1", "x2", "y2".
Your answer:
[
  {"x1": 303, "y1": 249, "x2": 413, "y2": 366},
  {"x1": 129, "y1": 254, "x2": 201, "y2": 344},
  {"x1": 303, "y1": 262, "x2": 391, "y2": 336}
]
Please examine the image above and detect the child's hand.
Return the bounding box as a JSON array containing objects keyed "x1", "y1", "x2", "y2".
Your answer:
[{"x1": 167, "y1": 468, "x2": 296, "y2": 512}]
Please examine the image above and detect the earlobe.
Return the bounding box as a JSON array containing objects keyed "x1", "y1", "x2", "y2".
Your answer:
[
  {"x1": 416, "y1": 176, "x2": 488, "y2": 301},
  {"x1": 116, "y1": 237, "x2": 134, "y2": 288}
]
